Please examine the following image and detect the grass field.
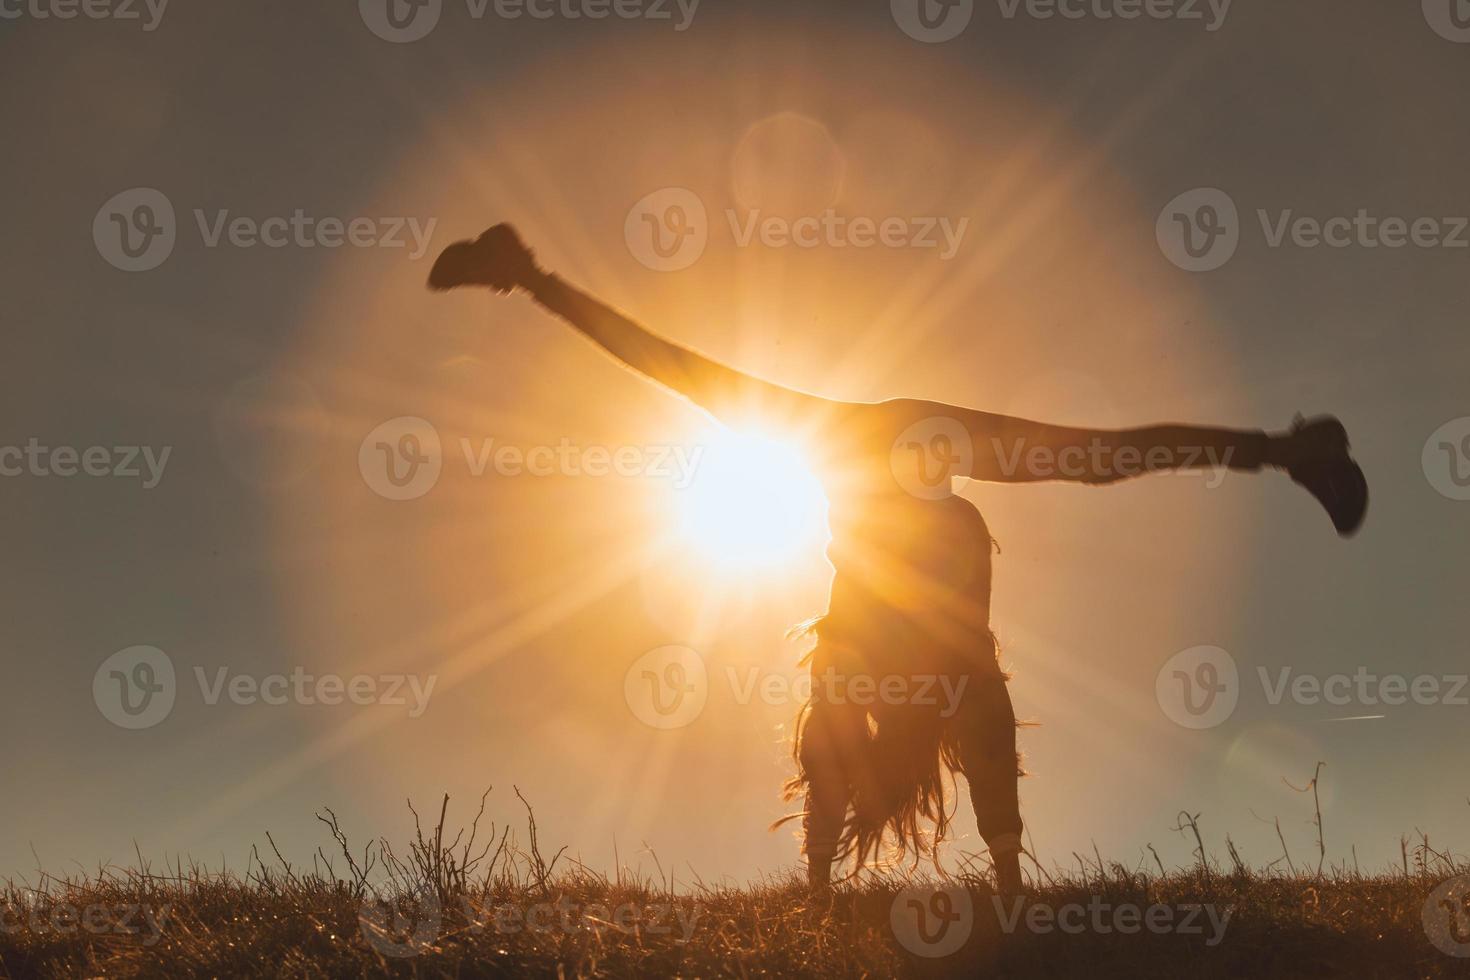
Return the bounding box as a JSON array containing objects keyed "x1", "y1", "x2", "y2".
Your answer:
[{"x1": 3, "y1": 792, "x2": 1467, "y2": 978}]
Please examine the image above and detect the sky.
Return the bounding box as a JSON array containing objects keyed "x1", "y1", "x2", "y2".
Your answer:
[{"x1": 2, "y1": 0, "x2": 1468, "y2": 886}]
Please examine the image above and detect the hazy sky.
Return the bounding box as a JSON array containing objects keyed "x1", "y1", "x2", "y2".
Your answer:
[{"x1": 2, "y1": 0, "x2": 1468, "y2": 886}]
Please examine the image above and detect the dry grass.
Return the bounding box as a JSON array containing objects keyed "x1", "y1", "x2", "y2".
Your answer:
[{"x1": 2, "y1": 791, "x2": 1466, "y2": 978}]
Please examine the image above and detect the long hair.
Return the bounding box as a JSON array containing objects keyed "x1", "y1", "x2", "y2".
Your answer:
[{"x1": 774, "y1": 616, "x2": 1011, "y2": 872}]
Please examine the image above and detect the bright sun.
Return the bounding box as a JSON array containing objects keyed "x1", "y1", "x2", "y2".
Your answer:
[{"x1": 673, "y1": 427, "x2": 828, "y2": 569}]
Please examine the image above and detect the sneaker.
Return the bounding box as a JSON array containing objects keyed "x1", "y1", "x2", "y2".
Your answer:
[
  {"x1": 427, "y1": 223, "x2": 537, "y2": 294},
  {"x1": 1274, "y1": 415, "x2": 1368, "y2": 537}
]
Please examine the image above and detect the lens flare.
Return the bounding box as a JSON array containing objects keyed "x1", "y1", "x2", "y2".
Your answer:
[{"x1": 673, "y1": 427, "x2": 827, "y2": 569}]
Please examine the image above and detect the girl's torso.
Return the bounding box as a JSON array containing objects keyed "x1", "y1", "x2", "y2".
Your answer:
[{"x1": 821, "y1": 491, "x2": 994, "y2": 656}]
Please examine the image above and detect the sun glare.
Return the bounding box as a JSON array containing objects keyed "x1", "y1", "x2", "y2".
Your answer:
[{"x1": 673, "y1": 428, "x2": 828, "y2": 569}]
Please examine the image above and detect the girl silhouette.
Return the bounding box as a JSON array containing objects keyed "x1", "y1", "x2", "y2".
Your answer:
[{"x1": 429, "y1": 224, "x2": 1367, "y2": 894}]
